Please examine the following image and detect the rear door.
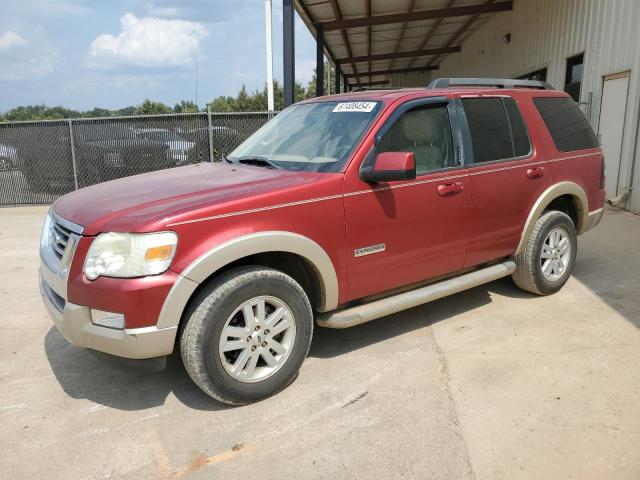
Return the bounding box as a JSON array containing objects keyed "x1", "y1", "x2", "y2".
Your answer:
[
  {"x1": 343, "y1": 97, "x2": 470, "y2": 301},
  {"x1": 455, "y1": 93, "x2": 552, "y2": 268}
]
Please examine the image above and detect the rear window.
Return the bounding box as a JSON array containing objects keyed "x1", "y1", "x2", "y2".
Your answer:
[
  {"x1": 461, "y1": 97, "x2": 531, "y2": 162},
  {"x1": 533, "y1": 96, "x2": 598, "y2": 151}
]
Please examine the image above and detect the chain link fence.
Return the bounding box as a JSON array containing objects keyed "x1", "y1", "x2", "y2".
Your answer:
[{"x1": 0, "y1": 111, "x2": 276, "y2": 206}]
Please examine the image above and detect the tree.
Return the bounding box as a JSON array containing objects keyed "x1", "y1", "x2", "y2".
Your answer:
[
  {"x1": 2, "y1": 104, "x2": 81, "y2": 121},
  {"x1": 207, "y1": 79, "x2": 312, "y2": 113},
  {"x1": 174, "y1": 100, "x2": 199, "y2": 113},
  {"x1": 134, "y1": 99, "x2": 173, "y2": 115},
  {"x1": 305, "y1": 61, "x2": 336, "y2": 98}
]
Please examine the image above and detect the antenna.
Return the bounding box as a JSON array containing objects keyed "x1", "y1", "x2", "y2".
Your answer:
[{"x1": 195, "y1": 60, "x2": 199, "y2": 109}]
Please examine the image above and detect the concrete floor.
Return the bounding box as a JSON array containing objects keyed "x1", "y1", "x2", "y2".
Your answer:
[{"x1": 0, "y1": 205, "x2": 638, "y2": 480}]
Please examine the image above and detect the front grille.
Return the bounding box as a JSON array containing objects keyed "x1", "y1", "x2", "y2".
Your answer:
[{"x1": 50, "y1": 220, "x2": 72, "y2": 260}]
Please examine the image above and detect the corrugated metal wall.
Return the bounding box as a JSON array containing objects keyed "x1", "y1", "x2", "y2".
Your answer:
[{"x1": 392, "y1": 0, "x2": 640, "y2": 213}]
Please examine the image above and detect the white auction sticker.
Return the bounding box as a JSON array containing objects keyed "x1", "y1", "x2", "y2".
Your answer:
[{"x1": 332, "y1": 102, "x2": 377, "y2": 113}]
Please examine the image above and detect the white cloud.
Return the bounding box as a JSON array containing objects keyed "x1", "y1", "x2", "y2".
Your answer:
[
  {"x1": 0, "y1": 28, "x2": 57, "y2": 81},
  {"x1": 0, "y1": 31, "x2": 27, "y2": 49},
  {"x1": 89, "y1": 13, "x2": 207, "y2": 67}
]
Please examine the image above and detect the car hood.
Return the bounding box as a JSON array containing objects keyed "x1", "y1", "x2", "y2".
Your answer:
[{"x1": 52, "y1": 162, "x2": 340, "y2": 235}]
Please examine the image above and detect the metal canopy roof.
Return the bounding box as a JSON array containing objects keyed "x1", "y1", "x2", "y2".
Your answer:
[{"x1": 295, "y1": 0, "x2": 513, "y2": 88}]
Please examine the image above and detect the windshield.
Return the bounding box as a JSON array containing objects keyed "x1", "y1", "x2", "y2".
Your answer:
[{"x1": 228, "y1": 100, "x2": 382, "y2": 172}]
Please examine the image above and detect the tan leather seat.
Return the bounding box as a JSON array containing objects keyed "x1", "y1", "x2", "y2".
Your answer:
[{"x1": 401, "y1": 111, "x2": 444, "y2": 173}]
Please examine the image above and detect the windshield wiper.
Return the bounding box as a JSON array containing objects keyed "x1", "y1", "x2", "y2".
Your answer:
[{"x1": 232, "y1": 156, "x2": 282, "y2": 170}]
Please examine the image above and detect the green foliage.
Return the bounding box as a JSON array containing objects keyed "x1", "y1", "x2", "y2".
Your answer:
[
  {"x1": 0, "y1": 62, "x2": 338, "y2": 121},
  {"x1": 1, "y1": 104, "x2": 138, "y2": 122},
  {"x1": 207, "y1": 62, "x2": 336, "y2": 112},
  {"x1": 173, "y1": 100, "x2": 199, "y2": 113},
  {"x1": 134, "y1": 99, "x2": 173, "y2": 115},
  {"x1": 2, "y1": 104, "x2": 81, "y2": 121}
]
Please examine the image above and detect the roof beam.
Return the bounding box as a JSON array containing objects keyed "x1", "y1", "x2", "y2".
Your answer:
[
  {"x1": 427, "y1": 0, "x2": 495, "y2": 68},
  {"x1": 327, "y1": 0, "x2": 358, "y2": 77},
  {"x1": 343, "y1": 65, "x2": 440, "y2": 79},
  {"x1": 351, "y1": 79, "x2": 390, "y2": 87},
  {"x1": 320, "y1": 1, "x2": 513, "y2": 31},
  {"x1": 388, "y1": 0, "x2": 417, "y2": 71},
  {"x1": 406, "y1": 0, "x2": 454, "y2": 69},
  {"x1": 340, "y1": 46, "x2": 460, "y2": 64}
]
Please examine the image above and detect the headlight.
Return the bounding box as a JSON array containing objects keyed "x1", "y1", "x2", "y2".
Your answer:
[
  {"x1": 40, "y1": 213, "x2": 52, "y2": 248},
  {"x1": 83, "y1": 232, "x2": 178, "y2": 280}
]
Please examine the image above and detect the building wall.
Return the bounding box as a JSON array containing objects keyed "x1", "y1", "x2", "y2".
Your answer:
[{"x1": 393, "y1": 0, "x2": 640, "y2": 213}]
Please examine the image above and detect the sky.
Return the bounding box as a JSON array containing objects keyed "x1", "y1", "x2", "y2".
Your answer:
[{"x1": 0, "y1": 0, "x2": 317, "y2": 112}]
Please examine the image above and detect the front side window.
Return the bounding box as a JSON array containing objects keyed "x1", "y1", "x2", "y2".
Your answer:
[
  {"x1": 377, "y1": 104, "x2": 454, "y2": 174},
  {"x1": 228, "y1": 101, "x2": 382, "y2": 173}
]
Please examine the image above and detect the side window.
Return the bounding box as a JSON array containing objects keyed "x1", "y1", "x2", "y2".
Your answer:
[
  {"x1": 503, "y1": 97, "x2": 531, "y2": 157},
  {"x1": 533, "y1": 96, "x2": 598, "y2": 152},
  {"x1": 378, "y1": 104, "x2": 454, "y2": 175},
  {"x1": 461, "y1": 98, "x2": 513, "y2": 162}
]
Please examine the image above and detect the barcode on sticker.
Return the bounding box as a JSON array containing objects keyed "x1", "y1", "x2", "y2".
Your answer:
[{"x1": 332, "y1": 102, "x2": 377, "y2": 113}]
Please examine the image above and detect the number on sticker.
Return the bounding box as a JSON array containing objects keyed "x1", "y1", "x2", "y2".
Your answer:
[{"x1": 332, "y1": 102, "x2": 377, "y2": 113}]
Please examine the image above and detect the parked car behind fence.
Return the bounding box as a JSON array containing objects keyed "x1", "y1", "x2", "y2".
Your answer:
[{"x1": 0, "y1": 111, "x2": 276, "y2": 206}]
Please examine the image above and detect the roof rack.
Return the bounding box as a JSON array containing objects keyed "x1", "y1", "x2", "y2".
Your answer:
[
  {"x1": 350, "y1": 86, "x2": 402, "y2": 92},
  {"x1": 427, "y1": 77, "x2": 554, "y2": 90}
]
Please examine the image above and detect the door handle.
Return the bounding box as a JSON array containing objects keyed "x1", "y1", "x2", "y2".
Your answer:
[
  {"x1": 437, "y1": 182, "x2": 464, "y2": 196},
  {"x1": 526, "y1": 167, "x2": 545, "y2": 179}
]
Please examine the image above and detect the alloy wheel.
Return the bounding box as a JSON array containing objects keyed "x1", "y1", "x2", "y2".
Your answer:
[
  {"x1": 540, "y1": 226, "x2": 572, "y2": 281},
  {"x1": 218, "y1": 295, "x2": 296, "y2": 383}
]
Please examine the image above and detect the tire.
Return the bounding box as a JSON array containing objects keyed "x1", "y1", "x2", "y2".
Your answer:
[
  {"x1": 180, "y1": 266, "x2": 314, "y2": 405},
  {"x1": 512, "y1": 210, "x2": 577, "y2": 295}
]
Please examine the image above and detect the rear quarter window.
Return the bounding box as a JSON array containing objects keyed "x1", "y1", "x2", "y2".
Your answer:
[{"x1": 533, "y1": 96, "x2": 598, "y2": 152}]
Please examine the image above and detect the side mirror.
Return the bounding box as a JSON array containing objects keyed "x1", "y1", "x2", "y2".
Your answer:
[{"x1": 360, "y1": 151, "x2": 416, "y2": 183}]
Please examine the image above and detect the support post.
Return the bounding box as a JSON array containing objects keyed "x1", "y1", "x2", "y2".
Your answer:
[
  {"x1": 315, "y1": 24, "x2": 324, "y2": 97},
  {"x1": 283, "y1": 0, "x2": 295, "y2": 107},
  {"x1": 207, "y1": 105, "x2": 214, "y2": 162},
  {"x1": 264, "y1": 0, "x2": 274, "y2": 111},
  {"x1": 68, "y1": 119, "x2": 79, "y2": 190},
  {"x1": 335, "y1": 63, "x2": 341, "y2": 94}
]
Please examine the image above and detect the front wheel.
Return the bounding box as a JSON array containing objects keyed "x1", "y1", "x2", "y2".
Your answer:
[
  {"x1": 512, "y1": 210, "x2": 577, "y2": 295},
  {"x1": 180, "y1": 266, "x2": 313, "y2": 405}
]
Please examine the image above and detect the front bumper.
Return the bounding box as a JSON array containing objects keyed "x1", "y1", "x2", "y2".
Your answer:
[
  {"x1": 40, "y1": 271, "x2": 177, "y2": 359},
  {"x1": 39, "y1": 211, "x2": 178, "y2": 360}
]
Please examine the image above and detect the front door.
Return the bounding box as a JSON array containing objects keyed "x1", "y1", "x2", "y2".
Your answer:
[{"x1": 343, "y1": 98, "x2": 470, "y2": 302}]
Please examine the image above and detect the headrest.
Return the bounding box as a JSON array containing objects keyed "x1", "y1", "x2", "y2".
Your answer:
[{"x1": 402, "y1": 110, "x2": 442, "y2": 143}]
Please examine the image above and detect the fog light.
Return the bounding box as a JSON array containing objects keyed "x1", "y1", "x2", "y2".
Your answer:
[{"x1": 90, "y1": 309, "x2": 125, "y2": 329}]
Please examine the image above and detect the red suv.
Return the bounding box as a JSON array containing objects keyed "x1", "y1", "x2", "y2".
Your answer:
[{"x1": 40, "y1": 78, "x2": 605, "y2": 405}]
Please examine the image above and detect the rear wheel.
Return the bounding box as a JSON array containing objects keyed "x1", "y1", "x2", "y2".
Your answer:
[
  {"x1": 180, "y1": 266, "x2": 313, "y2": 405},
  {"x1": 512, "y1": 210, "x2": 577, "y2": 295}
]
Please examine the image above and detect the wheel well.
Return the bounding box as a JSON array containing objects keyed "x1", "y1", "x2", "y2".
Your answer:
[
  {"x1": 186, "y1": 251, "x2": 323, "y2": 312},
  {"x1": 543, "y1": 194, "x2": 580, "y2": 228}
]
